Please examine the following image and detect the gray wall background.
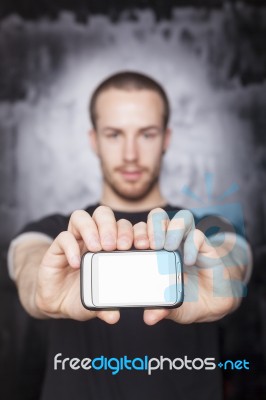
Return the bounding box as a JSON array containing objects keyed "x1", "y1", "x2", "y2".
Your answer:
[
  {"x1": 0, "y1": 3, "x2": 266, "y2": 399},
  {"x1": 0, "y1": 5, "x2": 265, "y2": 247}
]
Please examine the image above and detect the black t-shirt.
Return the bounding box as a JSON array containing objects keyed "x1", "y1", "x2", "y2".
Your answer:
[{"x1": 18, "y1": 204, "x2": 224, "y2": 400}]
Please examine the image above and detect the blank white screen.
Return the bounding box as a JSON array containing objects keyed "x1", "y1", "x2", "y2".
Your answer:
[{"x1": 92, "y1": 252, "x2": 176, "y2": 306}]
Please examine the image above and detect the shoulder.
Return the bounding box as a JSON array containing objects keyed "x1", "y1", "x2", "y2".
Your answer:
[
  {"x1": 18, "y1": 213, "x2": 70, "y2": 239},
  {"x1": 18, "y1": 203, "x2": 100, "y2": 240}
]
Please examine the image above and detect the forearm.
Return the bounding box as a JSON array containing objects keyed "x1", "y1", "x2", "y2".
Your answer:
[{"x1": 14, "y1": 243, "x2": 50, "y2": 319}]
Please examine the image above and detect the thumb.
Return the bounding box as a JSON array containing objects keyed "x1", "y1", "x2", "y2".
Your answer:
[{"x1": 143, "y1": 308, "x2": 171, "y2": 325}]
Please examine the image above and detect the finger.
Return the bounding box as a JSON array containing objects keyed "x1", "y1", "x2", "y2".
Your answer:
[
  {"x1": 164, "y1": 210, "x2": 195, "y2": 251},
  {"x1": 96, "y1": 310, "x2": 120, "y2": 324},
  {"x1": 42, "y1": 231, "x2": 81, "y2": 269},
  {"x1": 184, "y1": 229, "x2": 217, "y2": 266},
  {"x1": 133, "y1": 222, "x2": 149, "y2": 249},
  {"x1": 147, "y1": 208, "x2": 169, "y2": 250},
  {"x1": 117, "y1": 219, "x2": 133, "y2": 250},
  {"x1": 164, "y1": 307, "x2": 188, "y2": 324},
  {"x1": 68, "y1": 210, "x2": 101, "y2": 252},
  {"x1": 92, "y1": 206, "x2": 117, "y2": 251},
  {"x1": 143, "y1": 308, "x2": 171, "y2": 325}
]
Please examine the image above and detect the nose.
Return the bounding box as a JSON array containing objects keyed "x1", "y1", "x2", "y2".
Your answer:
[{"x1": 123, "y1": 137, "x2": 138, "y2": 163}]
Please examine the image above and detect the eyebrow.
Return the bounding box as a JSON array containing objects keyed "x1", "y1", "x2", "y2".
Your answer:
[
  {"x1": 102, "y1": 127, "x2": 123, "y2": 132},
  {"x1": 139, "y1": 126, "x2": 162, "y2": 132},
  {"x1": 102, "y1": 125, "x2": 161, "y2": 132}
]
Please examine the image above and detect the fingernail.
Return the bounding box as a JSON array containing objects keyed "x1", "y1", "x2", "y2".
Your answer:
[
  {"x1": 148, "y1": 312, "x2": 159, "y2": 323},
  {"x1": 119, "y1": 239, "x2": 130, "y2": 247},
  {"x1": 89, "y1": 239, "x2": 101, "y2": 250},
  {"x1": 137, "y1": 239, "x2": 148, "y2": 247},
  {"x1": 71, "y1": 255, "x2": 81, "y2": 267},
  {"x1": 102, "y1": 235, "x2": 115, "y2": 247},
  {"x1": 107, "y1": 312, "x2": 118, "y2": 324},
  {"x1": 185, "y1": 255, "x2": 195, "y2": 264},
  {"x1": 152, "y1": 235, "x2": 164, "y2": 249},
  {"x1": 165, "y1": 239, "x2": 176, "y2": 249}
]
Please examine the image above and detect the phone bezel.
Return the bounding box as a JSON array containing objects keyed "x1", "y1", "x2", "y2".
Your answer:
[{"x1": 80, "y1": 249, "x2": 183, "y2": 310}]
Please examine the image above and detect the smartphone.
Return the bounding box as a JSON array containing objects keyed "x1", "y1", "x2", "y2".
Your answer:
[{"x1": 81, "y1": 250, "x2": 183, "y2": 310}]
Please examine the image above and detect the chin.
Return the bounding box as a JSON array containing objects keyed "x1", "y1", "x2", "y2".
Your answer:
[
  {"x1": 105, "y1": 172, "x2": 159, "y2": 202},
  {"x1": 114, "y1": 184, "x2": 154, "y2": 202}
]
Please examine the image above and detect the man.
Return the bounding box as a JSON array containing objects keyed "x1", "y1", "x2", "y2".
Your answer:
[{"x1": 8, "y1": 71, "x2": 252, "y2": 399}]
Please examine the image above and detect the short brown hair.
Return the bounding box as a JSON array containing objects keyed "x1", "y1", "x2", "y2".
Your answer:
[{"x1": 89, "y1": 71, "x2": 170, "y2": 129}]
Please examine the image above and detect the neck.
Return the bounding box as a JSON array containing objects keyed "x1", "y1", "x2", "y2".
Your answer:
[{"x1": 100, "y1": 183, "x2": 167, "y2": 212}]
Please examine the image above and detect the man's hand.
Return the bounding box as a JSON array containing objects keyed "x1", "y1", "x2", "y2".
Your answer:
[
  {"x1": 15, "y1": 206, "x2": 147, "y2": 323},
  {"x1": 133, "y1": 208, "x2": 250, "y2": 325},
  {"x1": 34, "y1": 206, "x2": 145, "y2": 323}
]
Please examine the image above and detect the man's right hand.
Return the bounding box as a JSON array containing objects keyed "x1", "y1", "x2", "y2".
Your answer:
[{"x1": 14, "y1": 206, "x2": 148, "y2": 324}]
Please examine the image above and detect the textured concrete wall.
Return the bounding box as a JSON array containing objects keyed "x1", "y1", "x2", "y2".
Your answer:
[
  {"x1": 0, "y1": 6, "x2": 266, "y2": 399},
  {"x1": 0, "y1": 6, "x2": 265, "y2": 246}
]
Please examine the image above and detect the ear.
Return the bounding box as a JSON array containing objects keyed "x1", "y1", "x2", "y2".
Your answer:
[
  {"x1": 162, "y1": 127, "x2": 171, "y2": 153},
  {"x1": 89, "y1": 129, "x2": 99, "y2": 156}
]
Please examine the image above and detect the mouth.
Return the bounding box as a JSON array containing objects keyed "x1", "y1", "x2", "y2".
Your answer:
[{"x1": 118, "y1": 169, "x2": 143, "y2": 182}]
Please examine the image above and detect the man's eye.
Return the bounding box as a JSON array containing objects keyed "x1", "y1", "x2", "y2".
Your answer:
[
  {"x1": 142, "y1": 132, "x2": 156, "y2": 139},
  {"x1": 106, "y1": 132, "x2": 120, "y2": 139}
]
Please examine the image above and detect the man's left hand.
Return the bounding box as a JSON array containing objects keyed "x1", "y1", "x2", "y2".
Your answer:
[{"x1": 133, "y1": 208, "x2": 249, "y2": 325}]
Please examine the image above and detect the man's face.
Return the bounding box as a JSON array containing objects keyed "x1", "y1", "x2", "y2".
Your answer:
[{"x1": 90, "y1": 88, "x2": 171, "y2": 201}]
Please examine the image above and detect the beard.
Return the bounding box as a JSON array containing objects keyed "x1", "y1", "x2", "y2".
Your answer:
[{"x1": 101, "y1": 162, "x2": 161, "y2": 202}]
